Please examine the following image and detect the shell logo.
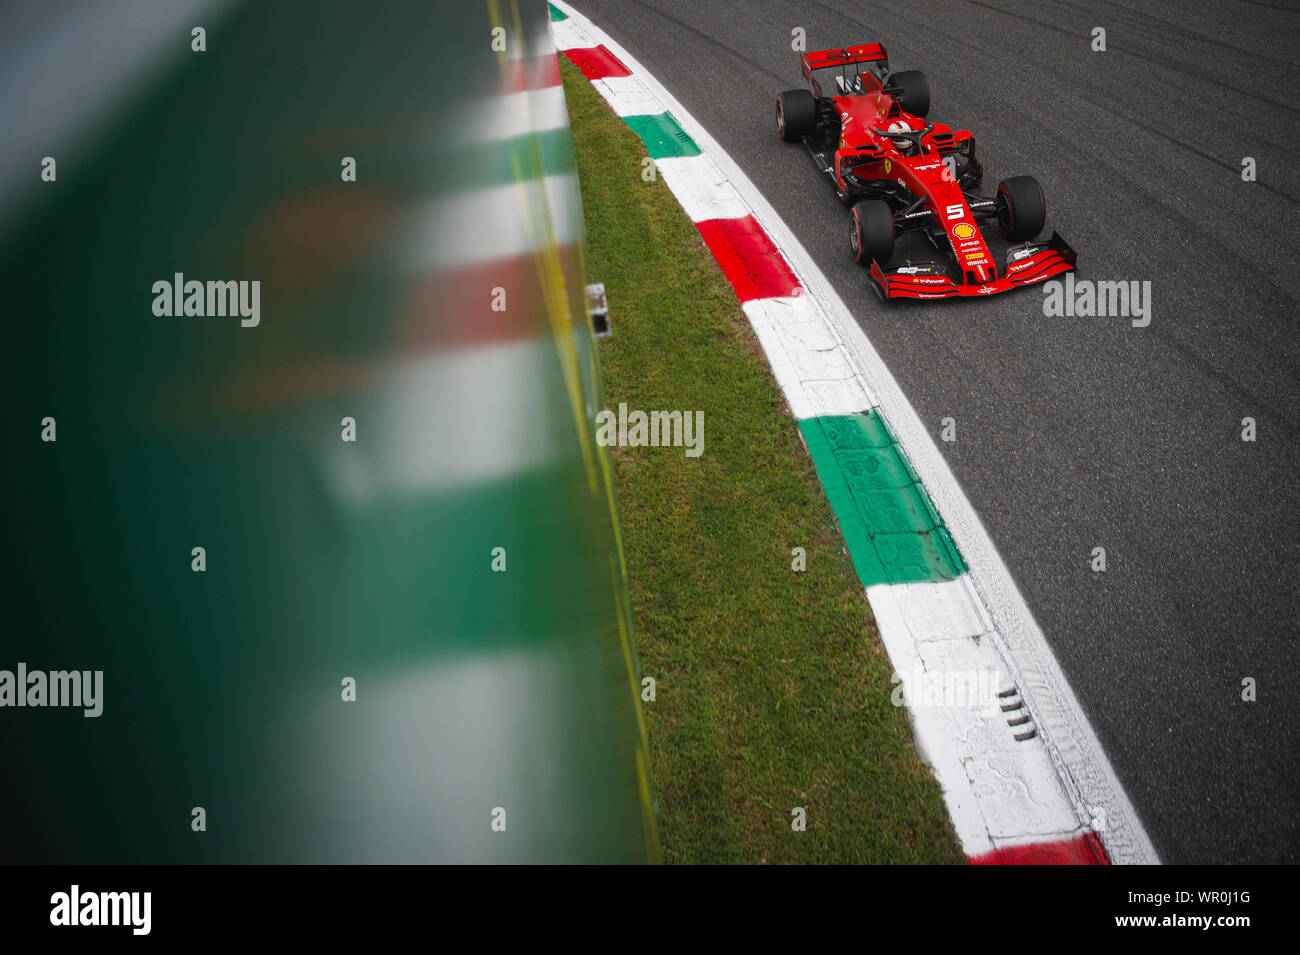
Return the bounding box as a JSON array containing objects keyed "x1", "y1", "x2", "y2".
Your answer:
[{"x1": 952, "y1": 222, "x2": 977, "y2": 240}]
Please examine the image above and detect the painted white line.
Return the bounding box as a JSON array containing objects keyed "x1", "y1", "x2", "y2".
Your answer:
[{"x1": 555, "y1": 0, "x2": 1157, "y2": 863}]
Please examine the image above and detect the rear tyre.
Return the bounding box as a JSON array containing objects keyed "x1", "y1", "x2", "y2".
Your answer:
[
  {"x1": 850, "y1": 200, "x2": 894, "y2": 266},
  {"x1": 996, "y1": 176, "x2": 1047, "y2": 241},
  {"x1": 886, "y1": 70, "x2": 930, "y2": 118},
  {"x1": 776, "y1": 89, "x2": 816, "y2": 141}
]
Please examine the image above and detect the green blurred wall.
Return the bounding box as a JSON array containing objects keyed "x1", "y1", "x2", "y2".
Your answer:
[{"x1": 0, "y1": 0, "x2": 656, "y2": 863}]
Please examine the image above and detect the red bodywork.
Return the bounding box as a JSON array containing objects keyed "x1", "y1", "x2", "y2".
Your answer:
[{"x1": 799, "y1": 46, "x2": 1076, "y2": 300}]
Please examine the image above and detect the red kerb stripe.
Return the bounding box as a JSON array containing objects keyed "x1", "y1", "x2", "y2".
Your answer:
[
  {"x1": 694, "y1": 215, "x2": 800, "y2": 303},
  {"x1": 968, "y1": 832, "x2": 1111, "y2": 865},
  {"x1": 562, "y1": 45, "x2": 632, "y2": 80}
]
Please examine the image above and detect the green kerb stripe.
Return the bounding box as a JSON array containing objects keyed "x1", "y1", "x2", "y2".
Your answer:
[
  {"x1": 621, "y1": 112, "x2": 701, "y2": 159},
  {"x1": 549, "y1": 3, "x2": 568, "y2": 20},
  {"x1": 800, "y1": 411, "x2": 967, "y2": 587}
]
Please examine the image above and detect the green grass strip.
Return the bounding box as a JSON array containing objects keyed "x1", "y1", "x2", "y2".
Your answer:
[
  {"x1": 621, "y1": 112, "x2": 702, "y2": 159},
  {"x1": 562, "y1": 56, "x2": 962, "y2": 864},
  {"x1": 800, "y1": 413, "x2": 967, "y2": 587}
]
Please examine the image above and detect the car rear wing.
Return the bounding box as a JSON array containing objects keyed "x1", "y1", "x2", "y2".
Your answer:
[{"x1": 801, "y1": 44, "x2": 889, "y2": 94}]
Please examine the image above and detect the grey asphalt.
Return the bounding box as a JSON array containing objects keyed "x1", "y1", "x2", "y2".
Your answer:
[{"x1": 573, "y1": 0, "x2": 1300, "y2": 864}]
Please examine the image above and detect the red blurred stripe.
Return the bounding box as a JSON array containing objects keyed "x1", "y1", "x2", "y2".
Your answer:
[{"x1": 502, "y1": 52, "x2": 564, "y2": 93}]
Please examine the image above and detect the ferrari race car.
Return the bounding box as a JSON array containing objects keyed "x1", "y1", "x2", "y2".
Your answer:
[{"x1": 776, "y1": 44, "x2": 1076, "y2": 301}]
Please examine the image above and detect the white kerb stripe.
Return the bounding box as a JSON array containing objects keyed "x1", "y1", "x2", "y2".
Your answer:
[
  {"x1": 654, "y1": 155, "x2": 750, "y2": 222},
  {"x1": 550, "y1": 16, "x2": 597, "y2": 51},
  {"x1": 742, "y1": 297, "x2": 873, "y2": 418},
  {"x1": 869, "y1": 583, "x2": 1086, "y2": 852},
  {"x1": 865, "y1": 578, "x2": 991, "y2": 645},
  {"x1": 590, "y1": 74, "x2": 664, "y2": 117}
]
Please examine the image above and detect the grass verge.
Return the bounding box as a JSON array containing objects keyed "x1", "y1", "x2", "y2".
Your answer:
[{"x1": 563, "y1": 57, "x2": 963, "y2": 864}]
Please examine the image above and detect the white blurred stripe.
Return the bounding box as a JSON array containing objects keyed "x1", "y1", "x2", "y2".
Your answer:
[
  {"x1": 403, "y1": 174, "x2": 582, "y2": 272},
  {"x1": 321, "y1": 339, "x2": 559, "y2": 503},
  {"x1": 278, "y1": 648, "x2": 570, "y2": 862},
  {"x1": 459, "y1": 85, "x2": 570, "y2": 145}
]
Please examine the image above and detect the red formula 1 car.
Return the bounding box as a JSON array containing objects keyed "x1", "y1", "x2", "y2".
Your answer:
[{"x1": 776, "y1": 44, "x2": 1076, "y2": 301}]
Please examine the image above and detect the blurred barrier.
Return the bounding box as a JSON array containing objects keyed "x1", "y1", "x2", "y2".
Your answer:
[{"x1": 0, "y1": 0, "x2": 657, "y2": 863}]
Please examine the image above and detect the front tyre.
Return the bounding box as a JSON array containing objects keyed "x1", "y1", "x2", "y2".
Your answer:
[
  {"x1": 776, "y1": 89, "x2": 816, "y2": 141},
  {"x1": 850, "y1": 200, "x2": 894, "y2": 266},
  {"x1": 996, "y1": 176, "x2": 1047, "y2": 241}
]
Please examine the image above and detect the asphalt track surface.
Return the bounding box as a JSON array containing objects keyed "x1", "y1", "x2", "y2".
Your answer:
[{"x1": 573, "y1": 0, "x2": 1300, "y2": 864}]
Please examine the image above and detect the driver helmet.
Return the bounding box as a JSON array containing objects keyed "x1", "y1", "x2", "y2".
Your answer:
[{"x1": 887, "y1": 119, "x2": 915, "y2": 154}]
